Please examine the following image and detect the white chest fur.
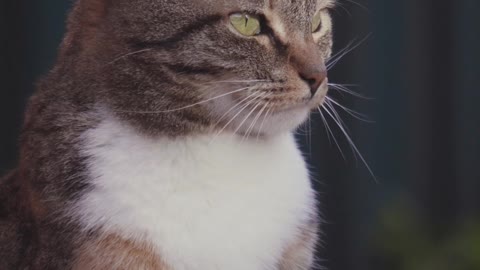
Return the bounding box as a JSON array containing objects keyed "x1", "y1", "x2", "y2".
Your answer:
[{"x1": 75, "y1": 118, "x2": 315, "y2": 270}]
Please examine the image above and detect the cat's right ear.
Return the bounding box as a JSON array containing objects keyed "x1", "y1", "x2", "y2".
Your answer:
[{"x1": 59, "y1": 0, "x2": 112, "y2": 58}]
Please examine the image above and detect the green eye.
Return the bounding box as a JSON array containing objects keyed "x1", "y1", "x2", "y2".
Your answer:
[
  {"x1": 312, "y1": 11, "x2": 323, "y2": 33},
  {"x1": 230, "y1": 13, "x2": 261, "y2": 36}
]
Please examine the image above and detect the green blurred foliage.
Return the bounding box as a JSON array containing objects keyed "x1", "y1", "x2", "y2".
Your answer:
[{"x1": 370, "y1": 199, "x2": 480, "y2": 270}]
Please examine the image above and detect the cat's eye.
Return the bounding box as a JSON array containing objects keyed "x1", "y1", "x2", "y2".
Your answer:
[
  {"x1": 230, "y1": 13, "x2": 261, "y2": 36},
  {"x1": 311, "y1": 11, "x2": 323, "y2": 33}
]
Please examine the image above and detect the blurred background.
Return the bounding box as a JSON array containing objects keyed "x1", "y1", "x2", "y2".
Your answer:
[{"x1": 1, "y1": 1, "x2": 479, "y2": 269}]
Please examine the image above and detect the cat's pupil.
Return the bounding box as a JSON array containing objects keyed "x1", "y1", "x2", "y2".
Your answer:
[{"x1": 314, "y1": 21, "x2": 322, "y2": 32}]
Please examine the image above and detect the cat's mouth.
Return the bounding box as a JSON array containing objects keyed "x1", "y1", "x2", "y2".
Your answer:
[
  {"x1": 267, "y1": 78, "x2": 329, "y2": 113},
  {"x1": 219, "y1": 79, "x2": 329, "y2": 136},
  {"x1": 307, "y1": 78, "x2": 329, "y2": 108}
]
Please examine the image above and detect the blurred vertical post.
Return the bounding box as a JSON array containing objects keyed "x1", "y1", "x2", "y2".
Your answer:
[
  {"x1": 455, "y1": 0, "x2": 480, "y2": 219},
  {"x1": 0, "y1": 2, "x2": 69, "y2": 175},
  {"x1": 0, "y1": 2, "x2": 28, "y2": 174}
]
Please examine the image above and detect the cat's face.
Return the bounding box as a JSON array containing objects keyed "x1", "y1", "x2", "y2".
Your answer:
[{"x1": 83, "y1": 0, "x2": 334, "y2": 136}]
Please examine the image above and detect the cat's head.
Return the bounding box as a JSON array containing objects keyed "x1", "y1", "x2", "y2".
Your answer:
[{"x1": 64, "y1": 0, "x2": 334, "y2": 137}]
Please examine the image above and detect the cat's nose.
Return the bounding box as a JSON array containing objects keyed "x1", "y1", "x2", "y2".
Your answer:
[
  {"x1": 290, "y1": 43, "x2": 327, "y2": 97},
  {"x1": 298, "y1": 66, "x2": 327, "y2": 97}
]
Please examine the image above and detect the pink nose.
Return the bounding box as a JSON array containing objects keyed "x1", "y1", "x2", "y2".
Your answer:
[
  {"x1": 290, "y1": 42, "x2": 327, "y2": 97},
  {"x1": 298, "y1": 66, "x2": 327, "y2": 96}
]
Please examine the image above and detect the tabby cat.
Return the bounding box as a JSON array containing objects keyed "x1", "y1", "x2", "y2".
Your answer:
[{"x1": 0, "y1": 0, "x2": 334, "y2": 269}]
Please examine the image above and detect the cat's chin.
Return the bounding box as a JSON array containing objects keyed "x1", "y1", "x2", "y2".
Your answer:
[
  {"x1": 255, "y1": 87, "x2": 329, "y2": 137},
  {"x1": 212, "y1": 83, "x2": 328, "y2": 138},
  {"x1": 261, "y1": 107, "x2": 311, "y2": 135},
  {"x1": 231, "y1": 106, "x2": 311, "y2": 138}
]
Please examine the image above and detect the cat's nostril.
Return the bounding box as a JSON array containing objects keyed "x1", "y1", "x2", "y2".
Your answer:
[{"x1": 299, "y1": 69, "x2": 327, "y2": 97}]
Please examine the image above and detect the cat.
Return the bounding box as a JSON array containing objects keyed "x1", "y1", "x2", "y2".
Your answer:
[{"x1": 0, "y1": 0, "x2": 334, "y2": 269}]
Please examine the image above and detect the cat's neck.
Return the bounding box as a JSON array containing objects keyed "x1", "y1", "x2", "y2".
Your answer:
[{"x1": 71, "y1": 115, "x2": 312, "y2": 270}]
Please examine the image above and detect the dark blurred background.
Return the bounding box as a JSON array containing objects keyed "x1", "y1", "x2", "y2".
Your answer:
[{"x1": 1, "y1": 1, "x2": 479, "y2": 270}]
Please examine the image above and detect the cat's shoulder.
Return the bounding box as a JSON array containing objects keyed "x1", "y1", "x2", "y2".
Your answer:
[{"x1": 0, "y1": 170, "x2": 24, "y2": 269}]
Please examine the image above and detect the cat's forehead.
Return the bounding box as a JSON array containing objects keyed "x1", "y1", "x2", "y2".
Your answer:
[{"x1": 209, "y1": 0, "x2": 334, "y2": 11}]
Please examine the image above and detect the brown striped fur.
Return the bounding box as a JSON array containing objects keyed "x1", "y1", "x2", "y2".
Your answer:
[{"x1": 73, "y1": 234, "x2": 170, "y2": 270}]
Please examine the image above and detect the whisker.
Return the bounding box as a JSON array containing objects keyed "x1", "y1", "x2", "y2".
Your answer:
[
  {"x1": 106, "y1": 49, "x2": 152, "y2": 66},
  {"x1": 322, "y1": 105, "x2": 377, "y2": 181},
  {"x1": 318, "y1": 107, "x2": 332, "y2": 143},
  {"x1": 328, "y1": 83, "x2": 373, "y2": 100},
  {"x1": 325, "y1": 96, "x2": 374, "y2": 123},
  {"x1": 324, "y1": 101, "x2": 356, "y2": 161},
  {"x1": 212, "y1": 91, "x2": 260, "y2": 129},
  {"x1": 317, "y1": 107, "x2": 346, "y2": 160},
  {"x1": 118, "y1": 86, "x2": 253, "y2": 114},
  {"x1": 256, "y1": 107, "x2": 272, "y2": 141},
  {"x1": 332, "y1": 1, "x2": 352, "y2": 16},
  {"x1": 201, "y1": 79, "x2": 270, "y2": 85},
  {"x1": 343, "y1": 0, "x2": 370, "y2": 11},
  {"x1": 234, "y1": 96, "x2": 267, "y2": 135},
  {"x1": 212, "y1": 92, "x2": 266, "y2": 140},
  {"x1": 327, "y1": 33, "x2": 371, "y2": 70},
  {"x1": 327, "y1": 39, "x2": 356, "y2": 63},
  {"x1": 324, "y1": 99, "x2": 351, "y2": 133},
  {"x1": 306, "y1": 115, "x2": 313, "y2": 156},
  {"x1": 327, "y1": 42, "x2": 357, "y2": 70},
  {"x1": 244, "y1": 101, "x2": 269, "y2": 141},
  {"x1": 324, "y1": 99, "x2": 358, "y2": 163}
]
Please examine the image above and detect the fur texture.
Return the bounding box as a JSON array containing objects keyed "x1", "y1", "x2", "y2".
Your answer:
[
  {"x1": 0, "y1": 0, "x2": 334, "y2": 269},
  {"x1": 74, "y1": 115, "x2": 316, "y2": 270}
]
